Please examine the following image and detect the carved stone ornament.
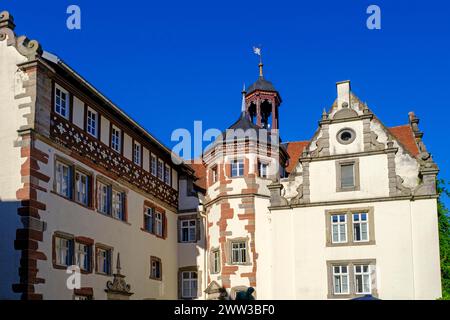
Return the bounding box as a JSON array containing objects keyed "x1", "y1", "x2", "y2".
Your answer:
[
  {"x1": 0, "y1": 11, "x2": 42, "y2": 60},
  {"x1": 268, "y1": 182, "x2": 288, "y2": 207},
  {"x1": 290, "y1": 184, "x2": 304, "y2": 205},
  {"x1": 105, "y1": 253, "x2": 134, "y2": 300}
]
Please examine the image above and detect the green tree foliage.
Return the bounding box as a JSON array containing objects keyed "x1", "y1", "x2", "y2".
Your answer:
[{"x1": 437, "y1": 179, "x2": 450, "y2": 299}]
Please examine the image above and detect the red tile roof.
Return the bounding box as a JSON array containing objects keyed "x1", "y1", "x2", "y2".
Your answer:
[
  {"x1": 388, "y1": 125, "x2": 420, "y2": 156},
  {"x1": 285, "y1": 141, "x2": 309, "y2": 173},
  {"x1": 187, "y1": 161, "x2": 207, "y2": 190}
]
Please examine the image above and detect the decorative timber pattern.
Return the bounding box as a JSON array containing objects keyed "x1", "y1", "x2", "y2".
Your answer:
[{"x1": 50, "y1": 114, "x2": 178, "y2": 208}]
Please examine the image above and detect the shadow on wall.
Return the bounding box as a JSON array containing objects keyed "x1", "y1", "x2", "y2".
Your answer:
[{"x1": 0, "y1": 199, "x2": 22, "y2": 300}]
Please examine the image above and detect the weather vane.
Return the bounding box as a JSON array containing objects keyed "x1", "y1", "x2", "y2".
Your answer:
[{"x1": 253, "y1": 45, "x2": 263, "y2": 78}]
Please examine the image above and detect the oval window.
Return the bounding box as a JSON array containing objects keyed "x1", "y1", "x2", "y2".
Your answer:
[{"x1": 337, "y1": 128, "x2": 356, "y2": 145}]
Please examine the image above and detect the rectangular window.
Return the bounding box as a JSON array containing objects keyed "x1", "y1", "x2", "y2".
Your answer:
[
  {"x1": 133, "y1": 142, "x2": 141, "y2": 166},
  {"x1": 111, "y1": 127, "x2": 121, "y2": 153},
  {"x1": 353, "y1": 213, "x2": 369, "y2": 242},
  {"x1": 151, "y1": 154, "x2": 157, "y2": 176},
  {"x1": 96, "y1": 247, "x2": 112, "y2": 275},
  {"x1": 259, "y1": 162, "x2": 269, "y2": 178},
  {"x1": 112, "y1": 189, "x2": 125, "y2": 221},
  {"x1": 164, "y1": 164, "x2": 171, "y2": 185},
  {"x1": 157, "y1": 159, "x2": 164, "y2": 181},
  {"x1": 155, "y1": 211, "x2": 163, "y2": 237},
  {"x1": 55, "y1": 236, "x2": 73, "y2": 267},
  {"x1": 56, "y1": 161, "x2": 72, "y2": 198},
  {"x1": 231, "y1": 159, "x2": 244, "y2": 177},
  {"x1": 75, "y1": 171, "x2": 89, "y2": 206},
  {"x1": 331, "y1": 214, "x2": 347, "y2": 243},
  {"x1": 144, "y1": 207, "x2": 154, "y2": 233},
  {"x1": 231, "y1": 241, "x2": 247, "y2": 264},
  {"x1": 181, "y1": 271, "x2": 198, "y2": 299},
  {"x1": 181, "y1": 219, "x2": 196, "y2": 243},
  {"x1": 333, "y1": 265, "x2": 349, "y2": 295},
  {"x1": 150, "y1": 257, "x2": 162, "y2": 280},
  {"x1": 86, "y1": 108, "x2": 97, "y2": 137},
  {"x1": 97, "y1": 182, "x2": 110, "y2": 215},
  {"x1": 354, "y1": 265, "x2": 371, "y2": 294},
  {"x1": 211, "y1": 249, "x2": 220, "y2": 274},
  {"x1": 55, "y1": 86, "x2": 69, "y2": 119},
  {"x1": 211, "y1": 166, "x2": 218, "y2": 184},
  {"x1": 340, "y1": 164, "x2": 355, "y2": 188},
  {"x1": 75, "y1": 242, "x2": 91, "y2": 272}
]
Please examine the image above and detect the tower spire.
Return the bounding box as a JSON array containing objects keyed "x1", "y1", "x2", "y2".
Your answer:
[
  {"x1": 241, "y1": 83, "x2": 246, "y2": 115},
  {"x1": 253, "y1": 46, "x2": 263, "y2": 78}
]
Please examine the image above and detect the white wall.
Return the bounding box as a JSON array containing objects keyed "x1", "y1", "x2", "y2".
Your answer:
[{"x1": 0, "y1": 36, "x2": 29, "y2": 299}]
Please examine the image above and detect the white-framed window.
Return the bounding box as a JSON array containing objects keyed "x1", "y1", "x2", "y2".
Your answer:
[
  {"x1": 181, "y1": 271, "x2": 198, "y2": 299},
  {"x1": 133, "y1": 142, "x2": 141, "y2": 166},
  {"x1": 96, "y1": 247, "x2": 111, "y2": 275},
  {"x1": 211, "y1": 166, "x2": 218, "y2": 184},
  {"x1": 331, "y1": 214, "x2": 347, "y2": 243},
  {"x1": 75, "y1": 242, "x2": 90, "y2": 271},
  {"x1": 231, "y1": 241, "x2": 247, "y2": 264},
  {"x1": 259, "y1": 161, "x2": 269, "y2": 178},
  {"x1": 86, "y1": 108, "x2": 98, "y2": 137},
  {"x1": 180, "y1": 219, "x2": 196, "y2": 243},
  {"x1": 155, "y1": 211, "x2": 163, "y2": 236},
  {"x1": 231, "y1": 159, "x2": 244, "y2": 177},
  {"x1": 151, "y1": 154, "x2": 157, "y2": 176},
  {"x1": 75, "y1": 171, "x2": 89, "y2": 206},
  {"x1": 353, "y1": 212, "x2": 369, "y2": 242},
  {"x1": 112, "y1": 189, "x2": 125, "y2": 221},
  {"x1": 211, "y1": 249, "x2": 220, "y2": 274},
  {"x1": 144, "y1": 207, "x2": 154, "y2": 233},
  {"x1": 55, "y1": 236, "x2": 73, "y2": 267},
  {"x1": 111, "y1": 126, "x2": 121, "y2": 153},
  {"x1": 97, "y1": 182, "x2": 110, "y2": 215},
  {"x1": 74, "y1": 295, "x2": 92, "y2": 300},
  {"x1": 54, "y1": 85, "x2": 69, "y2": 119},
  {"x1": 164, "y1": 164, "x2": 171, "y2": 185},
  {"x1": 56, "y1": 161, "x2": 72, "y2": 198},
  {"x1": 333, "y1": 265, "x2": 350, "y2": 295},
  {"x1": 354, "y1": 265, "x2": 371, "y2": 294},
  {"x1": 340, "y1": 163, "x2": 355, "y2": 188},
  {"x1": 157, "y1": 159, "x2": 164, "y2": 181}
]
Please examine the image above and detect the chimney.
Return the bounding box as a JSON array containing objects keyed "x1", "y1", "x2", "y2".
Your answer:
[{"x1": 336, "y1": 80, "x2": 351, "y2": 109}]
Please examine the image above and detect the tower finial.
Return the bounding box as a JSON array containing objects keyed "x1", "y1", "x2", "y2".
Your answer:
[
  {"x1": 241, "y1": 83, "x2": 246, "y2": 114},
  {"x1": 253, "y1": 46, "x2": 263, "y2": 78}
]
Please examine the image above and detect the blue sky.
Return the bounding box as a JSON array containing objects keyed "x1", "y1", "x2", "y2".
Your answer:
[{"x1": 3, "y1": 0, "x2": 450, "y2": 205}]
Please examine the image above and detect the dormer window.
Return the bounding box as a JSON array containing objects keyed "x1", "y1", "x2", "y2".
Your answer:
[{"x1": 54, "y1": 85, "x2": 69, "y2": 119}]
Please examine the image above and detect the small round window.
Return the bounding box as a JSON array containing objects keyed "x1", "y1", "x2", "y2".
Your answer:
[{"x1": 337, "y1": 128, "x2": 356, "y2": 145}]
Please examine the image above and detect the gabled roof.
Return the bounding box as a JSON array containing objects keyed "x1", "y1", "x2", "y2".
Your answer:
[
  {"x1": 284, "y1": 141, "x2": 309, "y2": 173},
  {"x1": 388, "y1": 125, "x2": 420, "y2": 156},
  {"x1": 284, "y1": 124, "x2": 420, "y2": 174}
]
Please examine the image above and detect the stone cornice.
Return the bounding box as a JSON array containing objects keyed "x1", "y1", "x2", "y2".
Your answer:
[{"x1": 269, "y1": 194, "x2": 438, "y2": 211}]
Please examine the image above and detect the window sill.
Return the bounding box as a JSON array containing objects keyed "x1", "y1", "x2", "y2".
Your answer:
[
  {"x1": 326, "y1": 240, "x2": 376, "y2": 247},
  {"x1": 149, "y1": 276, "x2": 162, "y2": 281},
  {"x1": 229, "y1": 262, "x2": 252, "y2": 266},
  {"x1": 51, "y1": 191, "x2": 95, "y2": 211},
  {"x1": 140, "y1": 228, "x2": 165, "y2": 239},
  {"x1": 97, "y1": 211, "x2": 130, "y2": 225},
  {"x1": 95, "y1": 271, "x2": 112, "y2": 277},
  {"x1": 336, "y1": 186, "x2": 361, "y2": 192}
]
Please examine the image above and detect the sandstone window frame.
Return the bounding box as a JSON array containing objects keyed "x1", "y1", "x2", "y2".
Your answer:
[
  {"x1": 335, "y1": 158, "x2": 360, "y2": 192},
  {"x1": 210, "y1": 247, "x2": 221, "y2": 274},
  {"x1": 325, "y1": 207, "x2": 375, "y2": 247},
  {"x1": 258, "y1": 160, "x2": 269, "y2": 179},
  {"x1": 95, "y1": 175, "x2": 128, "y2": 222},
  {"x1": 327, "y1": 259, "x2": 377, "y2": 299},
  {"x1": 226, "y1": 237, "x2": 251, "y2": 266},
  {"x1": 178, "y1": 266, "x2": 200, "y2": 300},
  {"x1": 53, "y1": 155, "x2": 94, "y2": 209},
  {"x1": 142, "y1": 201, "x2": 167, "y2": 239},
  {"x1": 150, "y1": 256, "x2": 162, "y2": 281},
  {"x1": 178, "y1": 214, "x2": 199, "y2": 243},
  {"x1": 95, "y1": 243, "x2": 113, "y2": 276},
  {"x1": 230, "y1": 159, "x2": 244, "y2": 178}
]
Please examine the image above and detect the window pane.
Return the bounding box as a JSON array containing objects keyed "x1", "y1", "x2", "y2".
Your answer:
[{"x1": 341, "y1": 164, "x2": 354, "y2": 188}]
